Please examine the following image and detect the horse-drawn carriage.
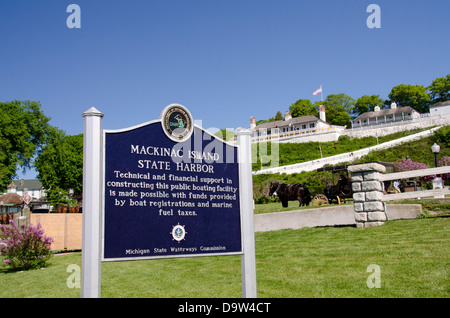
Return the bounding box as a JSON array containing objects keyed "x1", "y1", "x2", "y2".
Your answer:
[
  {"x1": 311, "y1": 162, "x2": 395, "y2": 206},
  {"x1": 267, "y1": 162, "x2": 395, "y2": 208},
  {"x1": 310, "y1": 165, "x2": 353, "y2": 206}
]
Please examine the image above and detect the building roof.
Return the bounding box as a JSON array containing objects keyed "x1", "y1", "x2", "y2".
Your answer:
[
  {"x1": 0, "y1": 193, "x2": 23, "y2": 205},
  {"x1": 430, "y1": 100, "x2": 450, "y2": 108},
  {"x1": 354, "y1": 106, "x2": 418, "y2": 121},
  {"x1": 254, "y1": 115, "x2": 326, "y2": 130},
  {"x1": 9, "y1": 179, "x2": 43, "y2": 191}
]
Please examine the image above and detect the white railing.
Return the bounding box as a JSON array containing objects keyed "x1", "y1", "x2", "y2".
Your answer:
[
  {"x1": 251, "y1": 126, "x2": 342, "y2": 143},
  {"x1": 351, "y1": 117, "x2": 418, "y2": 130},
  {"x1": 351, "y1": 112, "x2": 448, "y2": 130},
  {"x1": 382, "y1": 166, "x2": 450, "y2": 201}
]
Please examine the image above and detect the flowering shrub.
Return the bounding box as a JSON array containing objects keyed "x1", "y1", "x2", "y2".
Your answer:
[
  {"x1": 438, "y1": 156, "x2": 450, "y2": 180},
  {"x1": 439, "y1": 156, "x2": 450, "y2": 166},
  {"x1": 393, "y1": 159, "x2": 434, "y2": 189},
  {"x1": 0, "y1": 220, "x2": 54, "y2": 270},
  {"x1": 394, "y1": 159, "x2": 428, "y2": 172}
]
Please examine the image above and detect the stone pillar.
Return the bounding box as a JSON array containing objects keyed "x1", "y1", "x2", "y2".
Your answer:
[
  {"x1": 14, "y1": 206, "x2": 31, "y2": 228},
  {"x1": 348, "y1": 163, "x2": 387, "y2": 228},
  {"x1": 22, "y1": 206, "x2": 30, "y2": 227}
]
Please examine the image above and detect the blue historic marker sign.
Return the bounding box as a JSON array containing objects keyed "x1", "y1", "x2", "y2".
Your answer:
[{"x1": 102, "y1": 105, "x2": 242, "y2": 261}]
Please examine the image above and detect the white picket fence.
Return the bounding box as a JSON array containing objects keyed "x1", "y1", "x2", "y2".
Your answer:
[{"x1": 382, "y1": 166, "x2": 450, "y2": 201}]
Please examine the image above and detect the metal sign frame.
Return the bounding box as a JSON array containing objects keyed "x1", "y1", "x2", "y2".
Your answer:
[{"x1": 81, "y1": 105, "x2": 256, "y2": 298}]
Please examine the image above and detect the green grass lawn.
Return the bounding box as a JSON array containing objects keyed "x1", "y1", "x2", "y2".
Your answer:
[
  {"x1": 254, "y1": 200, "x2": 354, "y2": 214},
  {"x1": 1, "y1": 217, "x2": 449, "y2": 298}
]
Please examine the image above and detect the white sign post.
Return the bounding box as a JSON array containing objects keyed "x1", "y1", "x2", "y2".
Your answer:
[
  {"x1": 81, "y1": 107, "x2": 104, "y2": 298},
  {"x1": 237, "y1": 129, "x2": 257, "y2": 298}
]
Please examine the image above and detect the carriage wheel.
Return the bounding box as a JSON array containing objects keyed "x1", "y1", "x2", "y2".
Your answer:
[
  {"x1": 312, "y1": 194, "x2": 329, "y2": 206},
  {"x1": 327, "y1": 195, "x2": 341, "y2": 205}
]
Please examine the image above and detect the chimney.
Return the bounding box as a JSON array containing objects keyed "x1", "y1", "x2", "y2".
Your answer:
[
  {"x1": 374, "y1": 105, "x2": 381, "y2": 112},
  {"x1": 284, "y1": 112, "x2": 292, "y2": 121},
  {"x1": 391, "y1": 102, "x2": 397, "y2": 109},
  {"x1": 319, "y1": 105, "x2": 326, "y2": 122},
  {"x1": 20, "y1": 179, "x2": 24, "y2": 186},
  {"x1": 250, "y1": 116, "x2": 256, "y2": 129}
]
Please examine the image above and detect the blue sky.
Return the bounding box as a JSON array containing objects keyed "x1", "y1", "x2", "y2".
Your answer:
[{"x1": 1, "y1": 0, "x2": 449, "y2": 179}]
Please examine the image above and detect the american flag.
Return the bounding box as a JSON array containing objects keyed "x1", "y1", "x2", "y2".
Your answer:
[{"x1": 313, "y1": 86, "x2": 322, "y2": 96}]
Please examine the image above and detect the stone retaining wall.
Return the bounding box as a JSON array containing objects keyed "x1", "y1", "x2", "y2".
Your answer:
[{"x1": 254, "y1": 204, "x2": 421, "y2": 232}]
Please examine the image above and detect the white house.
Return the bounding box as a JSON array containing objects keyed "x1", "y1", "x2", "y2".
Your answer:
[
  {"x1": 352, "y1": 102, "x2": 421, "y2": 128},
  {"x1": 248, "y1": 100, "x2": 449, "y2": 145},
  {"x1": 5, "y1": 179, "x2": 47, "y2": 199},
  {"x1": 250, "y1": 106, "x2": 340, "y2": 142},
  {"x1": 429, "y1": 100, "x2": 450, "y2": 116}
]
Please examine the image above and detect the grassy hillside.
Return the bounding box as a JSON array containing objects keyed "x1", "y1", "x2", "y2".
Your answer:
[
  {"x1": 252, "y1": 127, "x2": 435, "y2": 171},
  {"x1": 253, "y1": 125, "x2": 450, "y2": 202}
]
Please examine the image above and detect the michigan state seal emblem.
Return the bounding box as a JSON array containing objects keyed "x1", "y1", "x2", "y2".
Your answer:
[
  {"x1": 171, "y1": 224, "x2": 187, "y2": 243},
  {"x1": 160, "y1": 104, "x2": 193, "y2": 142}
]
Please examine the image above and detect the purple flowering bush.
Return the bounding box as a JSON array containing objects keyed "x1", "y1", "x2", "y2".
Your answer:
[
  {"x1": 394, "y1": 159, "x2": 428, "y2": 172},
  {"x1": 393, "y1": 159, "x2": 434, "y2": 189},
  {"x1": 438, "y1": 156, "x2": 450, "y2": 181},
  {"x1": 0, "y1": 220, "x2": 54, "y2": 270}
]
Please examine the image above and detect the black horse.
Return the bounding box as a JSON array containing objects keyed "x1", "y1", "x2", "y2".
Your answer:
[{"x1": 269, "y1": 182, "x2": 311, "y2": 208}]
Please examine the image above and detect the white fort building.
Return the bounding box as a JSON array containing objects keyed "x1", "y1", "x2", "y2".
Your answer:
[{"x1": 249, "y1": 101, "x2": 450, "y2": 143}]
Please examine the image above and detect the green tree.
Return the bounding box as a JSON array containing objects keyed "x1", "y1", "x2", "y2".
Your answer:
[
  {"x1": 35, "y1": 133, "x2": 83, "y2": 205},
  {"x1": 274, "y1": 111, "x2": 283, "y2": 121},
  {"x1": 388, "y1": 84, "x2": 431, "y2": 113},
  {"x1": 267, "y1": 110, "x2": 283, "y2": 122},
  {"x1": 321, "y1": 93, "x2": 355, "y2": 127},
  {"x1": 428, "y1": 74, "x2": 450, "y2": 104},
  {"x1": 353, "y1": 95, "x2": 386, "y2": 116},
  {"x1": 0, "y1": 101, "x2": 53, "y2": 191},
  {"x1": 255, "y1": 119, "x2": 268, "y2": 125},
  {"x1": 289, "y1": 99, "x2": 317, "y2": 118},
  {"x1": 214, "y1": 129, "x2": 235, "y2": 141}
]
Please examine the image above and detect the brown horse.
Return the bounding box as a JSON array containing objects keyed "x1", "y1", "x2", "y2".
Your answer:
[{"x1": 269, "y1": 182, "x2": 311, "y2": 208}]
